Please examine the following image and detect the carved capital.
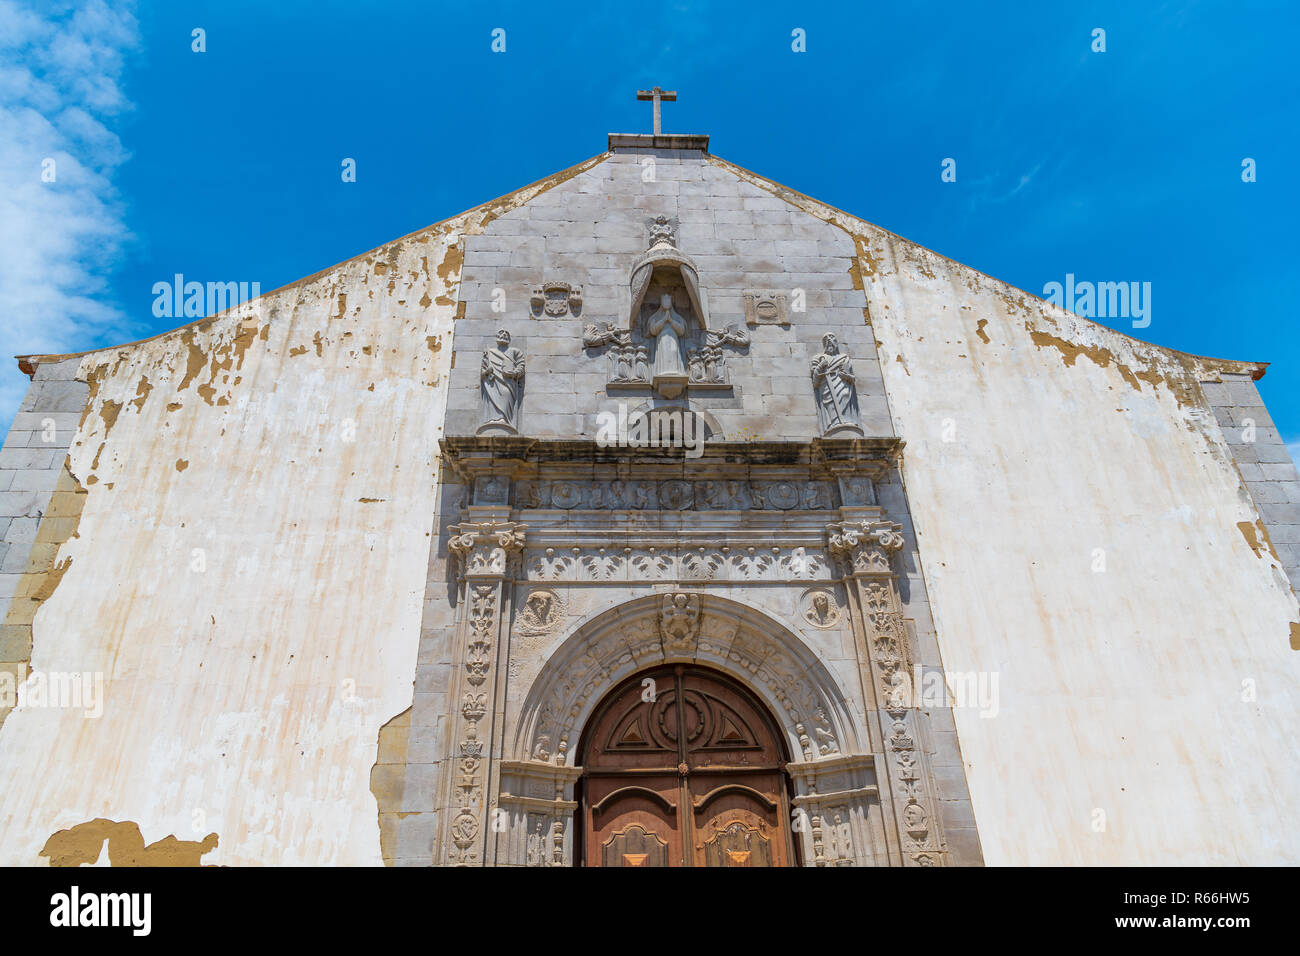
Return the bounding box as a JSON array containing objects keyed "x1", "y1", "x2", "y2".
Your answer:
[
  {"x1": 826, "y1": 518, "x2": 905, "y2": 576},
  {"x1": 448, "y1": 520, "x2": 527, "y2": 579}
]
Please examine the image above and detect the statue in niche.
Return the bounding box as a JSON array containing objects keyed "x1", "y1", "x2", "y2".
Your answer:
[
  {"x1": 646, "y1": 293, "x2": 689, "y2": 398},
  {"x1": 810, "y1": 332, "x2": 864, "y2": 437},
  {"x1": 478, "y1": 329, "x2": 525, "y2": 434},
  {"x1": 582, "y1": 217, "x2": 748, "y2": 397}
]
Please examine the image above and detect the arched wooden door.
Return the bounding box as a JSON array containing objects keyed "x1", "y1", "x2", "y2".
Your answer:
[{"x1": 577, "y1": 665, "x2": 798, "y2": 867}]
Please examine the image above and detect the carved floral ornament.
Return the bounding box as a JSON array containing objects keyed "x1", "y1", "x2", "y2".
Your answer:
[
  {"x1": 826, "y1": 518, "x2": 905, "y2": 574},
  {"x1": 448, "y1": 520, "x2": 528, "y2": 578},
  {"x1": 516, "y1": 593, "x2": 863, "y2": 768}
]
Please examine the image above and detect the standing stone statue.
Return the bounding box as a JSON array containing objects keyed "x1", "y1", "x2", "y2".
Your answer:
[
  {"x1": 478, "y1": 329, "x2": 525, "y2": 434},
  {"x1": 811, "y1": 332, "x2": 864, "y2": 437},
  {"x1": 646, "y1": 293, "x2": 688, "y2": 397}
]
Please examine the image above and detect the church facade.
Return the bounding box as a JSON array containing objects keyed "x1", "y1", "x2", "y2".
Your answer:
[{"x1": 2, "y1": 113, "x2": 1299, "y2": 867}]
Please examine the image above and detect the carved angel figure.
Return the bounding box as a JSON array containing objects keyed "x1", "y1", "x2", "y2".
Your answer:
[{"x1": 659, "y1": 592, "x2": 700, "y2": 648}]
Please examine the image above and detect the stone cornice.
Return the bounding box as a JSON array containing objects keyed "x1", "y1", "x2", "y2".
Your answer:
[{"x1": 440, "y1": 436, "x2": 903, "y2": 474}]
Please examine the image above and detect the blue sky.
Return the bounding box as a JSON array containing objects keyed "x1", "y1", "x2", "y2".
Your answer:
[{"x1": 3, "y1": 0, "x2": 1297, "y2": 461}]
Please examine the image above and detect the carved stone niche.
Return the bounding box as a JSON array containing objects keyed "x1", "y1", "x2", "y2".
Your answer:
[
  {"x1": 582, "y1": 216, "x2": 749, "y2": 398},
  {"x1": 530, "y1": 281, "x2": 582, "y2": 318},
  {"x1": 744, "y1": 290, "x2": 790, "y2": 327},
  {"x1": 495, "y1": 760, "x2": 583, "y2": 867},
  {"x1": 788, "y1": 754, "x2": 886, "y2": 867}
]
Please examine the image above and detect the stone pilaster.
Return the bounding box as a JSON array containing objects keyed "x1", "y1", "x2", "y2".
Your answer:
[
  {"x1": 828, "y1": 514, "x2": 949, "y2": 866},
  {"x1": 437, "y1": 516, "x2": 526, "y2": 865}
]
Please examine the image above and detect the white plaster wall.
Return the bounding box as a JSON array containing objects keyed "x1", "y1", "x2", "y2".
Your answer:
[
  {"x1": 0, "y1": 155, "x2": 605, "y2": 868},
  {"x1": 857, "y1": 231, "x2": 1300, "y2": 865},
  {"x1": 709, "y1": 154, "x2": 1300, "y2": 864},
  {"x1": 0, "y1": 155, "x2": 607, "y2": 867},
  {"x1": 0, "y1": 223, "x2": 462, "y2": 864}
]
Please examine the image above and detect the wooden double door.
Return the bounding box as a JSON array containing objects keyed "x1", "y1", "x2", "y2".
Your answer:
[{"x1": 577, "y1": 665, "x2": 797, "y2": 867}]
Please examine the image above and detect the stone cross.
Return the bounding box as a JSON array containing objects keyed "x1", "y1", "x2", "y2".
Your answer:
[{"x1": 637, "y1": 87, "x2": 677, "y2": 135}]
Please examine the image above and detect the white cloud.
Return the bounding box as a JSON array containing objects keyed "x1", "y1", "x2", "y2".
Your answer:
[
  {"x1": 0, "y1": 0, "x2": 139, "y2": 432},
  {"x1": 1287, "y1": 441, "x2": 1300, "y2": 471}
]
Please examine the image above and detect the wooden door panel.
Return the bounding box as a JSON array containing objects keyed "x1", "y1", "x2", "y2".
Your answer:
[
  {"x1": 586, "y1": 781, "x2": 683, "y2": 867},
  {"x1": 698, "y1": 816, "x2": 775, "y2": 867},
  {"x1": 692, "y1": 780, "x2": 787, "y2": 867},
  {"x1": 578, "y1": 665, "x2": 796, "y2": 867},
  {"x1": 602, "y1": 823, "x2": 670, "y2": 868}
]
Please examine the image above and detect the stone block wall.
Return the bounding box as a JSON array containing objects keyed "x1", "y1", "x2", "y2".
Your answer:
[
  {"x1": 0, "y1": 358, "x2": 88, "y2": 725},
  {"x1": 444, "y1": 146, "x2": 893, "y2": 441},
  {"x1": 1203, "y1": 372, "x2": 1300, "y2": 592}
]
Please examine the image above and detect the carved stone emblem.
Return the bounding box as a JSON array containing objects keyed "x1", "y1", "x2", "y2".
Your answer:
[
  {"x1": 902, "y1": 801, "x2": 929, "y2": 838},
  {"x1": 659, "y1": 593, "x2": 701, "y2": 650},
  {"x1": 517, "y1": 588, "x2": 564, "y2": 633},
  {"x1": 530, "y1": 280, "x2": 582, "y2": 318},
  {"x1": 743, "y1": 290, "x2": 790, "y2": 327},
  {"x1": 648, "y1": 215, "x2": 677, "y2": 247}
]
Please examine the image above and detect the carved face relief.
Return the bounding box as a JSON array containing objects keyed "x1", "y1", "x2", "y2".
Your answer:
[
  {"x1": 799, "y1": 587, "x2": 842, "y2": 628},
  {"x1": 518, "y1": 588, "x2": 565, "y2": 634}
]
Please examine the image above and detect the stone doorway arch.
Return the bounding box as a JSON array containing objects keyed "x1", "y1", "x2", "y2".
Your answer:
[{"x1": 493, "y1": 592, "x2": 888, "y2": 866}]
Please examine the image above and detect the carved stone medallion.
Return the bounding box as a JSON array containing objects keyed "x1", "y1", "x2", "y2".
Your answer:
[
  {"x1": 799, "y1": 587, "x2": 842, "y2": 628},
  {"x1": 516, "y1": 587, "x2": 565, "y2": 634}
]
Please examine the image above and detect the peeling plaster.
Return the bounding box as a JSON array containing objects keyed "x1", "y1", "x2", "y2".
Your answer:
[
  {"x1": 0, "y1": 152, "x2": 610, "y2": 866},
  {"x1": 711, "y1": 150, "x2": 1299, "y2": 864},
  {"x1": 40, "y1": 820, "x2": 218, "y2": 867}
]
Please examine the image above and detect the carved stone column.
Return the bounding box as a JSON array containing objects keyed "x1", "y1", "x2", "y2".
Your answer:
[
  {"x1": 438, "y1": 517, "x2": 526, "y2": 865},
  {"x1": 828, "y1": 514, "x2": 949, "y2": 866}
]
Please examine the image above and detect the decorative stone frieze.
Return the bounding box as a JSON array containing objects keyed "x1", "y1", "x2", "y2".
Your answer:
[
  {"x1": 524, "y1": 545, "x2": 833, "y2": 583},
  {"x1": 516, "y1": 477, "x2": 835, "y2": 512}
]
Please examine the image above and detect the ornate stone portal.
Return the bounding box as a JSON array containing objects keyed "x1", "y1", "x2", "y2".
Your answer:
[{"x1": 436, "y1": 436, "x2": 952, "y2": 866}]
